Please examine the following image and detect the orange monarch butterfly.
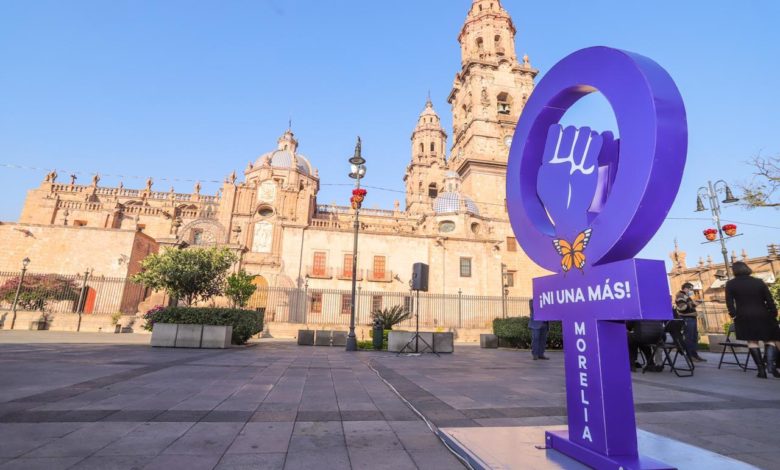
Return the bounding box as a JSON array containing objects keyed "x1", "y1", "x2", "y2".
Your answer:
[{"x1": 552, "y1": 229, "x2": 592, "y2": 273}]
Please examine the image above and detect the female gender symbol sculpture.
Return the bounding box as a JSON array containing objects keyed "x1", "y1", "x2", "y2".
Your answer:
[{"x1": 507, "y1": 46, "x2": 687, "y2": 469}]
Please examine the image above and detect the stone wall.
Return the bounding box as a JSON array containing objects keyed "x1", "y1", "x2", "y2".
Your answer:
[{"x1": 0, "y1": 223, "x2": 158, "y2": 278}]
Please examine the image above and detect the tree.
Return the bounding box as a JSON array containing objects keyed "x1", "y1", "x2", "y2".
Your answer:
[
  {"x1": 132, "y1": 247, "x2": 237, "y2": 305},
  {"x1": 739, "y1": 154, "x2": 780, "y2": 209},
  {"x1": 225, "y1": 270, "x2": 257, "y2": 308},
  {"x1": 371, "y1": 305, "x2": 411, "y2": 330},
  {"x1": 0, "y1": 275, "x2": 80, "y2": 311},
  {"x1": 770, "y1": 280, "x2": 780, "y2": 314}
]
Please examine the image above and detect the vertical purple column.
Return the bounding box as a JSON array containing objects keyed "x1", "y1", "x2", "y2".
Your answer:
[{"x1": 561, "y1": 319, "x2": 636, "y2": 456}]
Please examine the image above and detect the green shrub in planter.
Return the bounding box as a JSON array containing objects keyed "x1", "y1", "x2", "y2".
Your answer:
[
  {"x1": 143, "y1": 307, "x2": 263, "y2": 345},
  {"x1": 493, "y1": 317, "x2": 532, "y2": 348},
  {"x1": 493, "y1": 317, "x2": 564, "y2": 349},
  {"x1": 547, "y1": 321, "x2": 563, "y2": 349}
]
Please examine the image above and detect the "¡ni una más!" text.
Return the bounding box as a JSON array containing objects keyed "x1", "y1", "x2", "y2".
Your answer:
[{"x1": 538, "y1": 279, "x2": 631, "y2": 309}]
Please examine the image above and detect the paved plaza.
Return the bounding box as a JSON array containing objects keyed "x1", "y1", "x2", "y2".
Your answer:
[{"x1": 0, "y1": 332, "x2": 779, "y2": 469}]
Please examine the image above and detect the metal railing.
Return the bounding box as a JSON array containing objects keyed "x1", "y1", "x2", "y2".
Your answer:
[
  {"x1": 249, "y1": 286, "x2": 532, "y2": 329},
  {"x1": 0, "y1": 271, "x2": 148, "y2": 316},
  {"x1": 698, "y1": 302, "x2": 733, "y2": 334}
]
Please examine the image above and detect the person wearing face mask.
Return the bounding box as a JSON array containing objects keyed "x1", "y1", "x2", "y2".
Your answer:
[{"x1": 675, "y1": 282, "x2": 707, "y2": 362}]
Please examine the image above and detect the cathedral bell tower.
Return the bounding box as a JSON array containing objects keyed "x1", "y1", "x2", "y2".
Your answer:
[
  {"x1": 404, "y1": 98, "x2": 448, "y2": 214},
  {"x1": 448, "y1": 0, "x2": 537, "y2": 217}
]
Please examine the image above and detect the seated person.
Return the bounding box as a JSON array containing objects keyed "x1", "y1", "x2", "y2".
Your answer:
[{"x1": 627, "y1": 320, "x2": 665, "y2": 372}]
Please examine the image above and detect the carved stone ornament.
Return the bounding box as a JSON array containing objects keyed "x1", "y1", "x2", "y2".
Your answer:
[
  {"x1": 257, "y1": 180, "x2": 276, "y2": 203},
  {"x1": 252, "y1": 221, "x2": 273, "y2": 253}
]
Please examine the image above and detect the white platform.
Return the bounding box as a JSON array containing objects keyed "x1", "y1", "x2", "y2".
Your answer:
[{"x1": 439, "y1": 425, "x2": 759, "y2": 470}]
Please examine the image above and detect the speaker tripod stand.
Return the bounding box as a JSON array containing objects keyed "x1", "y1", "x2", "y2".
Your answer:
[{"x1": 397, "y1": 289, "x2": 439, "y2": 357}]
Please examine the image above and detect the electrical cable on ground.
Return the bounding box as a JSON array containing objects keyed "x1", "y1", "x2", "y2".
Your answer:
[{"x1": 365, "y1": 357, "x2": 476, "y2": 470}]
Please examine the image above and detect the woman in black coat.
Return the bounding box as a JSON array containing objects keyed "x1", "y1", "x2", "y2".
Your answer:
[{"x1": 725, "y1": 262, "x2": 780, "y2": 378}]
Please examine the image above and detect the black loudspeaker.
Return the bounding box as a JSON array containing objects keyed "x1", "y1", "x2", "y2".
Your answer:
[{"x1": 411, "y1": 263, "x2": 429, "y2": 292}]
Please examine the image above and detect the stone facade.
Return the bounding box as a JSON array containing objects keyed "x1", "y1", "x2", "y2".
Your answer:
[
  {"x1": 668, "y1": 242, "x2": 779, "y2": 303},
  {"x1": 0, "y1": 222, "x2": 157, "y2": 278},
  {"x1": 8, "y1": 1, "x2": 547, "y2": 304}
]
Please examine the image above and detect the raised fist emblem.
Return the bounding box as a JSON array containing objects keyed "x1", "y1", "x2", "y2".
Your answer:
[
  {"x1": 537, "y1": 124, "x2": 605, "y2": 237},
  {"x1": 537, "y1": 124, "x2": 618, "y2": 272}
]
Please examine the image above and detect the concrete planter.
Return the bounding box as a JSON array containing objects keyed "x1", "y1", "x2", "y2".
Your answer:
[
  {"x1": 314, "y1": 330, "x2": 333, "y2": 346},
  {"x1": 201, "y1": 325, "x2": 232, "y2": 349},
  {"x1": 151, "y1": 323, "x2": 231, "y2": 348},
  {"x1": 331, "y1": 331, "x2": 348, "y2": 347},
  {"x1": 175, "y1": 324, "x2": 203, "y2": 348},
  {"x1": 151, "y1": 323, "x2": 178, "y2": 347},
  {"x1": 480, "y1": 334, "x2": 498, "y2": 349},
  {"x1": 433, "y1": 332, "x2": 454, "y2": 353},
  {"x1": 388, "y1": 331, "x2": 433, "y2": 353},
  {"x1": 297, "y1": 330, "x2": 315, "y2": 346}
]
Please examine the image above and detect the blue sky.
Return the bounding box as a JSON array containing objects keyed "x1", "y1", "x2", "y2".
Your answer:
[{"x1": 1, "y1": 0, "x2": 778, "y2": 270}]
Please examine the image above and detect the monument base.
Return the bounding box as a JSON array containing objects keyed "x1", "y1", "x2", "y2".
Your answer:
[
  {"x1": 439, "y1": 425, "x2": 759, "y2": 470},
  {"x1": 545, "y1": 430, "x2": 673, "y2": 470}
]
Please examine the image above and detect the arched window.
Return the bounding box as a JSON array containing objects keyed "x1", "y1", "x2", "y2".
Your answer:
[
  {"x1": 428, "y1": 183, "x2": 438, "y2": 199},
  {"x1": 476, "y1": 37, "x2": 484, "y2": 51},
  {"x1": 497, "y1": 92, "x2": 511, "y2": 115},
  {"x1": 494, "y1": 35, "x2": 504, "y2": 56},
  {"x1": 430, "y1": 142, "x2": 435, "y2": 152},
  {"x1": 419, "y1": 143, "x2": 424, "y2": 153}
]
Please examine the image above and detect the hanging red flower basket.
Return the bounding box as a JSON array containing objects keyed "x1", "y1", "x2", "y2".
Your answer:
[
  {"x1": 350, "y1": 196, "x2": 361, "y2": 210},
  {"x1": 722, "y1": 224, "x2": 737, "y2": 237},
  {"x1": 350, "y1": 188, "x2": 366, "y2": 207},
  {"x1": 703, "y1": 228, "x2": 718, "y2": 241}
]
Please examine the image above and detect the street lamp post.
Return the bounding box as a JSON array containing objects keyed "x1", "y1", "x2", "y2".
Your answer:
[
  {"x1": 10, "y1": 257, "x2": 30, "y2": 330},
  {"x1": 346, "y1": 137, "x2": 366, "y2": 352},
  {"x1": 500, "y1": 263, "x2": 508, "y2": 319},
  {"x1": 696, "y1": 180, "x2": 739, "y2": 279}
]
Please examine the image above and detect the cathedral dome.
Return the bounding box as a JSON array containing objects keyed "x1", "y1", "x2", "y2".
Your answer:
[
  {"x1": 254, "y1": 129, "x2": 315, "y2": 176},
  {"x1": 433, "y1": 170, "x2": 478, "y2": 215},
  {"x1": 434, "y1": 192, "x2": 479, "y2": 215},
  {"x1": 258, "y1": 149, "x2": 313, "y2": 176}
]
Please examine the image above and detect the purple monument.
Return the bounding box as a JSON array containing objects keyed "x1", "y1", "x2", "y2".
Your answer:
[{"x1": 506, "y1": 46, "x2": 687, "y2": 469}]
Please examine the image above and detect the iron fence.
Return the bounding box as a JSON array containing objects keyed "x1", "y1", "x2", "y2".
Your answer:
[
  {"x1": 248, "y1": 286, "x2": 532, "y2": 329},
  {"x1": 698, "y1": 302, "x2": 732, "y2": 334},
  {"x1": 0, "y1": 271, "x2": 148, "y2": 316}
]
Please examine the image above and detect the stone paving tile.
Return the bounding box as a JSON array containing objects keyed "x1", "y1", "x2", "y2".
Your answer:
[
  {"x1": 225, "y1": 422, "x2": 294, "y2": 454},
  {"x1": 143, "y1": 453, "x2": 222, "y2": 470},
  {"x1": 0, "y1": 456, "x2": 83, "y2": 470},
  {"x1": 68, "y1": 454, "x2": 154, "y2": 469},
  {"x1": 102, "y1": 409, "x2": 164, "y2": 422},
  {"x1": 342, "y1": 421, "x2": 404, "y2": 452},
  {"x1": 200, "y1": 410, "x2": 253, "y2": 423},
  {"x1": 95, "y1": 422, "x2": 194, "y2": 456},
  {"x1": 162, "y1": 422, "x2": 244, "y2": 456},
  {"x1": 295, "y1": 410, "x2": 340, "y2": 421},
  {"x1": 22, "y1": 421, "x2": 141, "y2": 458},
  {"x1": 408, "y1": 448, "x2": 468, "y2": 470},
  {"x1": 348, "y1": 448, "x2": 417, "y2": 470},
  {"x1": 0, "y1": 422, "x2": 85, "y2": 458},
  {"x1": 151, "y1": 409, "x2": 209, "y2": 422},
  {"x1": 287, "y1": 421, "x2": 346, "y2": 453},
  {"x1": 250, "y1": 410, "x2": 297, "y2": 422},
  {"x1": 283, "y1": 449, "x2": 351, "y2": 470},
  {"x1": 216, "y1": 453, "x2": 286, "y2": 470}
]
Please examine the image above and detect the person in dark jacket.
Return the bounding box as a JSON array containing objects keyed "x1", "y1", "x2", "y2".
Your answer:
[
  {"x1": 725, "y1": 262, "x2": 780, "y2": 378},
  {"x1": 627, "y1": 321, "x2": 665, "y2": 372},
  {"x1": 674, "y1": 282, "x2": 706, "y2": 362},
  {"x1": 528, "y1": 299, "x2": 549, "y2": 360}
]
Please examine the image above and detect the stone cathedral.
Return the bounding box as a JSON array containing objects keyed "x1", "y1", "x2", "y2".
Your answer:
[{"x1": 9, "y1": 0, "x2": 546, "y2": 301}]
